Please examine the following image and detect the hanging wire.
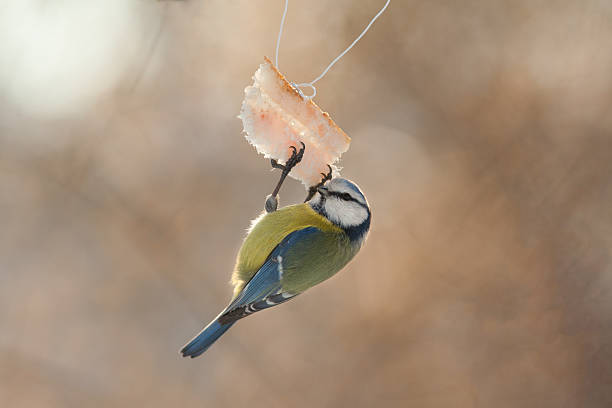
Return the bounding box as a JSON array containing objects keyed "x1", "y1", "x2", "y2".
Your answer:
[
  {"x1": 275, "y1": 0, "x2": 289, "y2": 69},
  {"x1": 275, "y1": 0, "x2": 391, "y2": 100}
]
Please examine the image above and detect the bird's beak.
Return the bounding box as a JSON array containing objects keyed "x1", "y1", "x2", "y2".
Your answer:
[{"x1": 317, "y1": 186, "x2": 329, "y2": 196}]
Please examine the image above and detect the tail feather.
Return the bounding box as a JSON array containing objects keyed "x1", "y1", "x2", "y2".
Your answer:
[{"x1": 181, "y1": 318, "x2": 235, "y2": 358}]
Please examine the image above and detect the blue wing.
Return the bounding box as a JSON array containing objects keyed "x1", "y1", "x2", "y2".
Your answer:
[
  {"x1": 217, "y1": 227, "x2": 320, "y2": 324},
  {"x1": 181, "y1": 227, "x2": 321, "y2": 358}
]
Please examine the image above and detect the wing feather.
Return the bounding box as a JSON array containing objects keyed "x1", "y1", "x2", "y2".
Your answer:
[{"x1": 218, "y1": 227, "x2": 320, "y2": 324}]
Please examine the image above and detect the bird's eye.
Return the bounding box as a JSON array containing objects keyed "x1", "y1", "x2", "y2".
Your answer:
[{"x1": 340, "y1": 193, "x2": 352, "y2": 201}]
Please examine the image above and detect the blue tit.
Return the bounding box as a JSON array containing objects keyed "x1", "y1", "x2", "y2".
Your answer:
[{"x1": 181, "y1": 177, "x2": 371, "y2": 358}]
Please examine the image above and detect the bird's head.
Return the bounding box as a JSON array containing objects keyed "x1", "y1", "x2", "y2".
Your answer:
[{"x1": 309, "y1": 177, "x2": 371, "y2": 244}]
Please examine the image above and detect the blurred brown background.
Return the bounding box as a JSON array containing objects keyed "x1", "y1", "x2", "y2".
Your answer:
[{"x1": 1, "y1": 1, "x2": 612, "y2": 407}]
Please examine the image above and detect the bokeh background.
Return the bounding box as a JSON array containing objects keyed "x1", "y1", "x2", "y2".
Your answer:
[{"x1": 2, "y1": 0, "x2": 612, "y2": 407}]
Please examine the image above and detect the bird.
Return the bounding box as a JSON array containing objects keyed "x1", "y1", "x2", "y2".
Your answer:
[{"x1": 180, "y1": 176, "x2": 371, "y2": 358}]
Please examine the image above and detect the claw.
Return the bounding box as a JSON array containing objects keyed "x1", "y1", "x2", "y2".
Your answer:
[
  {"x1": 304, "y1": 164, "x2": 333, "y2": 202},
  {"x1": 272, "y1": 142, "x2": 306, "y2": 171},
  {"x1": 285, "y1": 142, "x2": 305, "y2": 169},
  {"x1": 321, "y1": 165, "x2": 332, "y2": 182},
  {"x1": 271, "y1": 159, "x2": 284, "y2": 170}
]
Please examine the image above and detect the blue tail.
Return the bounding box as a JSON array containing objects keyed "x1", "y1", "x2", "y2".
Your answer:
[{"x1": 181, "y1": 318, "x2": 235, "y2": 358}]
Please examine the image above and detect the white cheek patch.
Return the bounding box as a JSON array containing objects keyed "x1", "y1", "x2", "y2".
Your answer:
[{"x1": 324, "y1": 197, "x2": 368, "y2": 227}]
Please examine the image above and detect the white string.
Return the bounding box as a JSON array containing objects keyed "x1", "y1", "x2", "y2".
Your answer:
[
  {"x1": 291, "y1": 82, "x2": 317, "y2": 99},
  {"x1": 275, "y1": 0, "x2": 289, "y2": 69},
  {"x1": 275, "y1": 0, "x2": 391, "y2": 100}
]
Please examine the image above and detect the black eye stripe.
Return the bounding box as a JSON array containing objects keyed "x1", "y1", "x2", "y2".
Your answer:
[
  {"x1": 320, "y1": 190, "x2": 369, "y2": 212},
  {"x1": 328, "y1": 191, "x2": 350, "y2": 199},
  {"x1": 328, "y1": 191, "x2": 364, "y2": 205}
]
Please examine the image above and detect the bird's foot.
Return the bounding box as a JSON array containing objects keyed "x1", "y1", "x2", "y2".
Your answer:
[
  {"x1": 304, "y1": 165, "x2": 333, "y2": 202},
  {"x1": 266, "y1": 142, "x2": 306, "y2": 212},
  {"x1": 270, "y1": 142, "x2": 305, "y2": 174}
]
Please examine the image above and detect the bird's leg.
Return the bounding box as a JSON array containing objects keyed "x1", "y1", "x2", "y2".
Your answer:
[
  {"x1": 270, "y1": 141, "x2": 305, "y2": 196},
  {"x1": 304, "y1": 165, "x2": 333, "y2": 202},
  {"x1": 265, "y1": 142, "x2": 305, "y2": 212}
]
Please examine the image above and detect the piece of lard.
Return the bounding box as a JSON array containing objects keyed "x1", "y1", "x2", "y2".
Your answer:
[{"x1": 239, "y1": 57, "x2": 350, "y2": 187}]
